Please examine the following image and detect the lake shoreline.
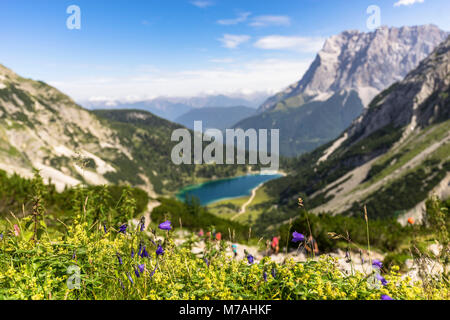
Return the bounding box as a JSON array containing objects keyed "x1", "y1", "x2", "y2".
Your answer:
[{"x1": 176, "y1": 172, "x2": 284, "y2": 205}]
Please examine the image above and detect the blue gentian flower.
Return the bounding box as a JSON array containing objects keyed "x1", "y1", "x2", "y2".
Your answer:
[
  {"x1": 376, "y1": 273, "x2": 388, "y2": 286},
  {"x1": 292, "y1": 231, "x2": 305, "y2": 243},
  {"x1": 140, "y1": 217, "x2": 146, "y2": 232},
  {"x1": 103, "y1": 225, "x2": 107, "y2": 234},
  {"x1": 138, "y1": 243, "x2": 142, "y2": 256},
  {"x1": 204, "y1": 258, "x2": 210, "y2": 267},
  {"x1": 263, "y1": 272, "x2": 268, "y2": 282},
  {"x1": 156, "y1": 245, "x2": 164, "y2": 256},
  {"x1": 372, "y1": 259, "x2": 383, "y2": 269},
  {"x1": 116, "y1": 253, "x2": 123, "y2": 265},
  {"x1": 271, "y1": 268, "x2": 276, "y2": 279},
  {"x1": 140, "y1": 246, "x2": 149, "y2": 258},
  {"x1": 247, "y1": 254, "x2": 254, "y2": 264},
  {"x1": 138, "y1": 264, "x2": 145, "y2": 274},
  {"x1": 134, "y1": 267, "x2": 140, "y2": 278},
  {"x1": 119, "y1": 224, "x2": 127, "y2": 234},
  {"x1": 381, "y1": 294, "x2": 394, "y2": 300},
  {"x1": 159, "y1": 221, "x2": 172, "y2": 231}
]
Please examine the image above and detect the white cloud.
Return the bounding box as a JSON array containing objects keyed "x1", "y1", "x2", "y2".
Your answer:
[
  {"x1": 217, "y1": 12, "x2": 251, "y2": 25},
  {"x1": 190, "y1": 1, "x2": 213, "y2": 8},
  {"x1": 394, "y1": 0, "x2": 424, "y2": 7},
  {"x1": 49, "y1": 58, "x2": 314, "y2": 101},
  {"x1": 218, "y1": 34, "x2": 251, "y2": 49},
  {"x1": 249, "y1": 15, "x2": 291, "y2": 27},
  {"x1": 254, "y1": 36, "x2": 325, "y2": 52}
]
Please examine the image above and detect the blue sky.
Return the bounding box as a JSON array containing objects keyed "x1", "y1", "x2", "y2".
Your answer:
[{"x1": 0, "y1": 0, "x2": 448, "y2": 102}]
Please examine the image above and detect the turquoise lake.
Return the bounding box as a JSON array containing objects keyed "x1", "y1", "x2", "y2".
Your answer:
[{"x1": 176, "y1": 174, "x2": 283, "y2": 206}]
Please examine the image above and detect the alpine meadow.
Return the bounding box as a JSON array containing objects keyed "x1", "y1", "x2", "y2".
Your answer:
[{"x1": 0, "y1": 0, "x2": 449, "y2": 304}]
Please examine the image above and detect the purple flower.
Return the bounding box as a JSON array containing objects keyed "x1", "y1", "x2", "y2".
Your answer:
[
  {"x1": 271, "y1": 268, "x2": 277, "y2": 279},
  {"x1": 140, "y1": 246, "x2": 149, "y2": 258},
  {"x1": 159, "y1": 221, "x2": 172, "y2": 231},
  {"x1": 376, "y1": 274, "x2": 388, "y2": 286},
  {"x1": 134, "y1": 267, "x2": 140, "y2": 278},
  {"x1": 204, "y1": 258, "x2": 210, "y2": 267},
  {"x1": 127, "y1": 273, "x2": 134, "y2": 285},
  {"x1": 119, "y1": 224, "x2": 127, "y2": 234},
  {"x1": 292, "y1": 231, "x2": 305, "y2": 243},
  {"x1": 138, "y1": 243, "x2": 142, "y2": 257},
  {"x1": 372, "y1": 259, "x2": 383, "y2": 269},
  {"x1": 263, "y1": 272, "x2": 268, "y2": 282},
  {"x1": 118, "y1": 278, "x2": 125, "y2": 290},
  {"x1": 156, "y1": 245, "x2": 164, "y2": 256},
  {"x1": 72, "y1": 251, "x2": 76, "y2": 260},
  {"x1": 131, "y1": 249, "x2": 135, "y2": 258},
  {"x1": 140, "y1": 217, "x2": 146, "y2": 232},
  {"x1": 0, "y1": 233, "x2": 3, "y2": 240},
  {"x1": 138, "y1": 264, "x2": 145, "y2": 274},
  {"x1": 103, "y1": 225, "x2": 107, "y2": 234},
  {"x1": 381, "y1": 294, "x2": 394, "y2": 300},
  {"x1": 116, "y1": 253, "x2": 123, "y2": 265},
  {"x1": 150, "y1": 265, "x2": 158, "y2": 278},
  {"x1": 247, "y1": 254, "x2": 254, "y2": 265}
]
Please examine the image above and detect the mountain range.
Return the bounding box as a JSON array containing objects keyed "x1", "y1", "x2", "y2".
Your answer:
[
  {"x1": 235, "y1": 25, "x2": 448, "y2": 157},
  {"x1": 175, "y1": 106, "x2": 256, "y2": 131},
  {"x1": 258, "y1": 34, "x2": 450, "y2": 230},
  {"x1": 0, "y1": 64, "x2": 251, "y2": 196},
  {"x1": 83, "y1": 92, "x2": 268, "y2": 122}
]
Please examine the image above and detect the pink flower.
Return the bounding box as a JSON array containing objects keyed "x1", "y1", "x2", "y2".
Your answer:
[{"x1": 13, "y1": 225, "x2": 20, "y2": 237}]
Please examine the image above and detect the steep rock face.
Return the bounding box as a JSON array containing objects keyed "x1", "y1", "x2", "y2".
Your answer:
[
  {"x1": 261, "y1": 36, "x2": 450, "y2": 223},
  {"x1": 260, "y1": 25, "x2": 448, "y2": 112},
  {"x1": 347, "y1": 35, "x2": 450, "y2": 143},
  {"x1": 237, "y1": 25, "x2": 448, "y2": 157}
]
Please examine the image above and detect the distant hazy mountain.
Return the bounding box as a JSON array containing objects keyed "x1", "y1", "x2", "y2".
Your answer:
[
  {"x1": 261, "y1": 35, "x2": 450, "y2": 225},
  {"x1": 235, "y1": 25, "x2": 448, "y2": 156},
  {"x1": 175, "y1": 106, "x2": 256, "y2": 131},
  {"x1": 83, "y1": 93, "x2": 269, "y2": 122}
]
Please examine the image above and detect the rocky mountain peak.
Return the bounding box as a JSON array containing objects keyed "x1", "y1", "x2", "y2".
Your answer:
[{"x1": 259, "y1": 25, "x2": 448, "y2": 112}]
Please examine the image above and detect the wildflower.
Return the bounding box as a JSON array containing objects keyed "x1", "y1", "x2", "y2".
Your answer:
[
  {"x1": 156, "y1": 245, "x2": 164, "y2": 256},
  {"x1": 263, "y1": 272, "x2": 268, "y2": 282},
  {"x1": 159, "y1": 221, "x2": 172, "y2": 231},
  {"x1": 118, "y1": 279, "x2": 125, "y2": 290},
  {"x1": 140, "y1": 246, "x2": 149, "y2": 258},
  {"x1": 0, "y1": 233, "x2": 3, "y2": 240},
  {"x1": 119, "y1": 224, "x2": 127, "y2": 234},
  {"x1": 247, "y1": 254, "x2": 254, "y2": 265},
  {"x1": 138, "y1": 243, "x2": 142, "y2": 256},
  {"x1": 408, "y1": 217, "x2": 415, "y2": 225},
  {"x1": 116, "y1": 253, "x2": 123, "y2": 265},
  {"x1": 271, "y1": 268, "x2": 277, "y2": 279},
  {"x1": 134, "y1": 267, "x2": 140, "y2": 278},
  {"x1": 372, "y1": 259, "x2": 383, "y2": 269},
  {"x1": 138, "y1": 264, "x2": 145, "y2": 274},
  {"x1": 298, "y1": 197, "x2": 304, "y2": 207},
  {"x1": 103, "y1": 225, "x2": 107, "y2": 234},
  {"x1": 13, "y1": 224, "x2": 20, "y2": 237},
  {"x1": 140, "y1": 216, "x2": 146, "y2": 232},
  {"x1": 376, "y1": 273, "x2": 388, "y2": 286},
  {"x1": 127, "y1": 273, "x2": 134, "y2": 285},
  {"x1": 292, "y1": 231, "x2": 305, "y2": 243},
  {"x1": 381, "y1": 294, "x2": 394, "y2": 300},
  {"x1": 72, "y1": 251, "x2": 76, "y2": 260},
  {"x1": 204, "y1": 257, "x2": 210, "y2": 267},
  {"x1": 150, "y1": 265, "x2": 158, "y2": 278}
]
